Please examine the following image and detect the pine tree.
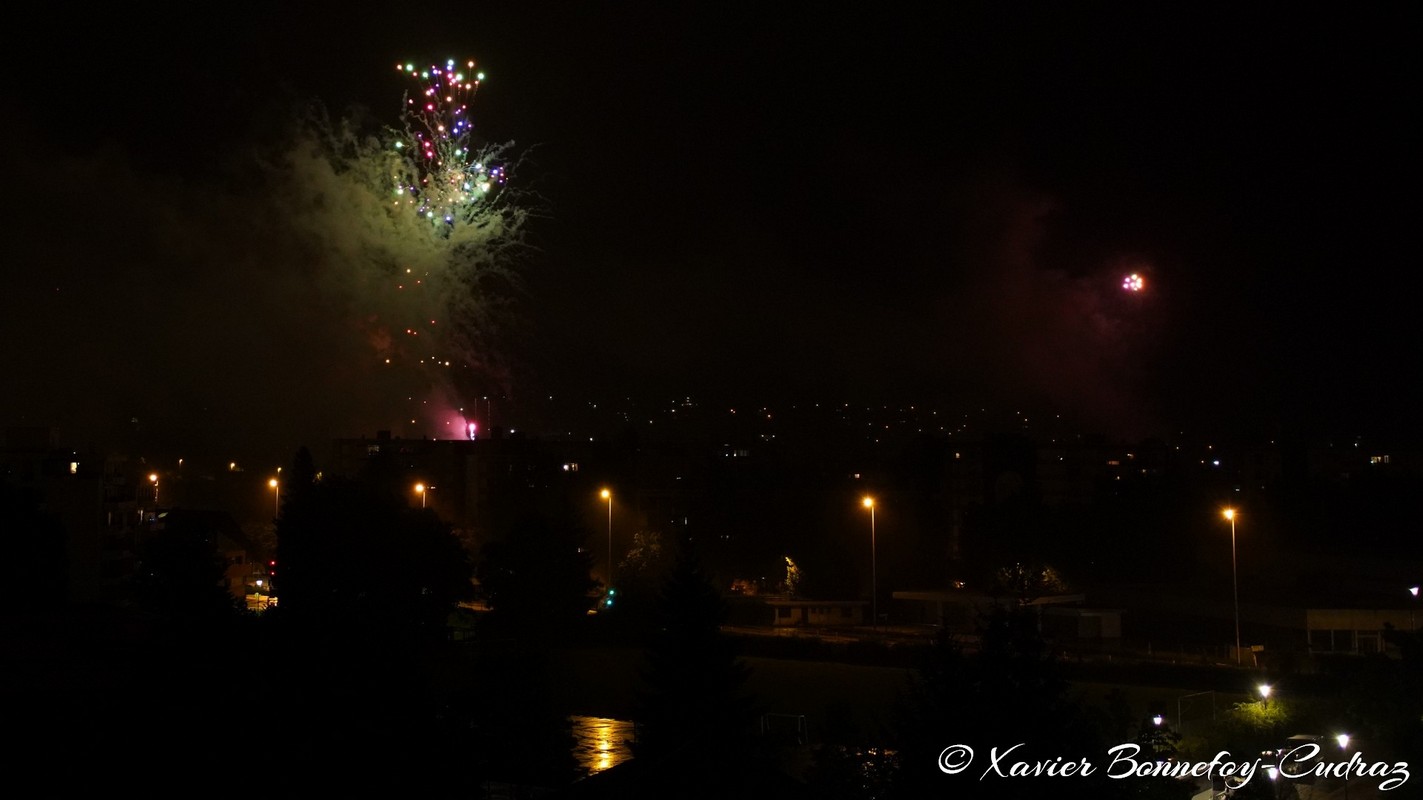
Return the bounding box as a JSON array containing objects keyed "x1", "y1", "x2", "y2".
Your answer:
[{"x1": 634, "y1": 533, "x2": 755, "y2": 761}]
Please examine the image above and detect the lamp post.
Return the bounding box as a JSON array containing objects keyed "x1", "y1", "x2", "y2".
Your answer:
[
  {"x1": 1409, "y1": 586, "x2": 1419, "y2": 632},
  {"x1": 149, "y1": 473, "x2": 159, "y2": 507},
  {"x1": 1224, "y1": 508, "x2": 1241, "y2": 664},
  {"x1": 601, "y1": 489, "x2": 613, "y2": 595},
  {"x1": 1336, "y1": 734, "x2": 1351, "y2": 800},
  {"x1": 268, "y1": 477, "x2": 280, "y2": 518},
  {"x1": 415, "y1": 483, "x2": 426, "y2": 508},
  {"x1": 1257, "y1": 683, "x2": 1272, "y2": 710},
  {"x1": 863, "y1": 496, "x2": 877, "y2": 630}
]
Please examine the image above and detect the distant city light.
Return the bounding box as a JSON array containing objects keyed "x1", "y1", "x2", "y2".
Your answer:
[{"x1": 1122, "y1": 273, "x2": 1145, "y2": 292}]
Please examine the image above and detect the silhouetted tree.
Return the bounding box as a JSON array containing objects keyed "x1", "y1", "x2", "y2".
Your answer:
[
  {"x1": 477, "y1": 500, "x2": 597, "y2": 640},
  {"x1": 634, "y1": 533, "x2": 756, "y2": 761},
  {"x1": 275, "y1": 475, "x2": 474, "y2": 637},
  {"x1": 288, "y1": 445, "x2": 317, "y2": 489},
  {"x1": 604, "y1": 529, "x2": 675, "y2": 640},
  {"x1": 991, "y1": 561, "x2": 1070, "y2": 604},
  {"x1": 2, "y1": 481, "x2": 66, "y2": 611},
  {"x1": 889, "y1": 604, "x2": 1113, "y2": 799},
  {"x1": 132, "y1": 523, "x2": 242, "y2": 629},
  {"x1": 263, "y1": 474, "x2": 481, "y2": 793}
]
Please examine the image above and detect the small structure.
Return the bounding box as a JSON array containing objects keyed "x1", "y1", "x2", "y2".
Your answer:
[
  {"x1": 892, "y1": 589, "x2": 1088, "y2": 630},
  {"x1": 1040, "y1": 606, "x2": 1123, "y2": 642},
  {"x1": 1305, "y1": 608, "x2": 1415, "y2": 655},
  {"x1": 890, "y1": 589, "x2": 1121, "y2": 646},
  {"x1": 765, "y1": 599, "x2": 868, "y2": 627}
]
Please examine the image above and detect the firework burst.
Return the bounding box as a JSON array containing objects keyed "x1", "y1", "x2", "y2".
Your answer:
[
  {"x1": 268, "y1": 57, "x2": 529, "y2": 439},
  {"x1": 392, "y1": 60, "x2": 507, "y2": 229}
]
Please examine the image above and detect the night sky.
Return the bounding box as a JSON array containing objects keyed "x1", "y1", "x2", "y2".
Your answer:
[{"x1": 2, "y1": 3, "x2": 1418, "y2": 462}]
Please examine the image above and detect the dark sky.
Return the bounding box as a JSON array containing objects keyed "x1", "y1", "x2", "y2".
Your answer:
[{"x1": 1, "y1": 3, "x2": 1418, "y2": 461}]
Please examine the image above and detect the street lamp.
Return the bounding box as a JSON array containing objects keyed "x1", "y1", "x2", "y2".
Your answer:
[
  {"x1": 268, "y1": 477, "x2": 280, "y2": 518},
  {"x1": 149, "y1": 473, "x2": 159, "y2": 507},
  {"x1": 863, "y1": 496, "x2": 877, "y2": 630},
  {"x1": 1224, "y1": 508, "x2": 1241, "y2": 664},
  {"x1": 1336, "y1": 734, "x2": 1351, "y2": 800},
  {"x1": 601, "y1": 489, "x2": 613, "y2": 601},
  {"x1": 1257, "y1": 683, "x2": 1272, "y2": 710},
  {"x1": 1409, "y1": 586, "x2": 1419, "y2": 632},
  {"x1": 415, "y1": 483, "x2": 426, "y2": 508}
]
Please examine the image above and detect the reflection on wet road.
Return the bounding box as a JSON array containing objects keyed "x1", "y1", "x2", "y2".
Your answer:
[{"x1": 568, "y1": 715, "x2": 635, "y2": 777}]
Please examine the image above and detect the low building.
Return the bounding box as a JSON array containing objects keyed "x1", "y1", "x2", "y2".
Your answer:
[
  {"x1": 891, "y1": 589, "x2": 1088, "y2": 630},
  {"x1": 1305, "y1": 608, "x2": 1416, "y2": 655},
  {"x1": 764, "y1": 599, "x2": 868, "y2": 627},
  {"x1": 1040, "y1": 606, "x2": 1124, "y2": 643}
]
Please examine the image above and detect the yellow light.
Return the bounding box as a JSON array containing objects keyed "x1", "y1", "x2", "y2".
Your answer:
[
  {"x1": 600, "y1": 489, "x2": 611, "y2": 500},
  {"x1": 1223, "y1": 508, "x2": 1235, "y2": 520},
  {"x1": 268, "y1": 478, "x2": 278, "y2": 489},
  {"x1": 149, "y1": 473, "x2": 158, "y2": 483},
  {"x1": 415, "y1": 483, "x2": 425, "y2": 493},
  {"x1": 862, "y1": 496, "x2": 874, "y2": 509}
]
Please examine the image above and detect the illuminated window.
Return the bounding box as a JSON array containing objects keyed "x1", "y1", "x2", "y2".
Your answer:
[{"x1": 1370, "y1": 455, "x2": 1391, "y2": 465}]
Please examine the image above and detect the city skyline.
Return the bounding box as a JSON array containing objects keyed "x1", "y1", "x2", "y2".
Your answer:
[{"x1": 2, "y1": 4, "x2": 1419, "y2": 464}]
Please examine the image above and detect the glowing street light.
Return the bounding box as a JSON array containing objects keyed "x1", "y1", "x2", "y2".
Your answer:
[
  {"x1": 1410, "y1": 586, "x2": 1419, "y2": 632},
  {"x1": 1337, "y1": 734, "x2": 1351, "y2": 800},
  {"x1": 1224, "y1": 508, "x2": 1241, "y2": 664},
  {"x1": 601, "y1": 489, "x2": 613, "y2": 601},
  {"x1": 268, "y1": 477, "x2": 280, "y2": 518},
  {"x1": 863, "y1": 496, "x2": 877, "y2": 630},
  {"x1": 1257, "y1": 683, "x2": 1272, "y2": 709},
  {"x1": 415, "y1": 483, "x2": 427, "y2": 508},
  {"x1": 149, "y1": 473, "x2": 159, "y2": 506}
]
